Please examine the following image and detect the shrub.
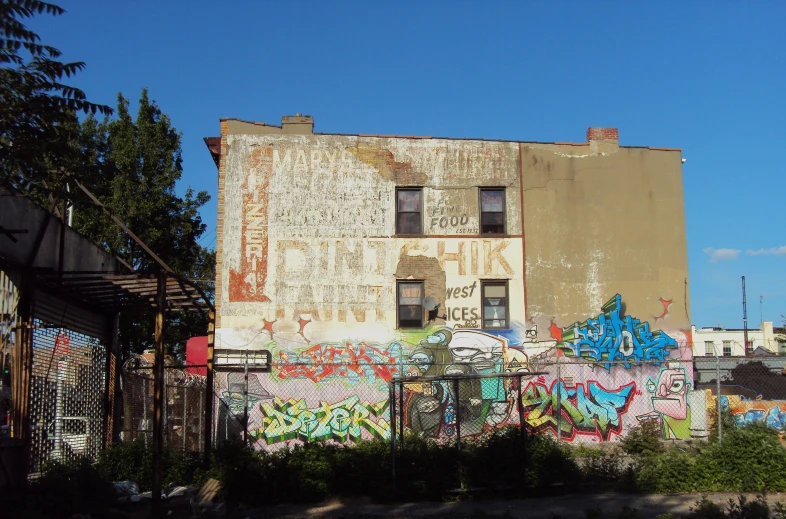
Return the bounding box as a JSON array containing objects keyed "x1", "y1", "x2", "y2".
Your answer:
[
  {"x1": 99, "y1": 436, "x2": 207, "y2": 491},
  {"x1": 30, "y1": 457, "x2": 116, "y2": 518},
  {"x1": 620, "y1": 420, "x2": 664, "y2": 456}
]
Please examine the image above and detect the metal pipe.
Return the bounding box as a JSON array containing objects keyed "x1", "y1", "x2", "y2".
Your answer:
[{"x1": 742, "y1": 276, "x2": 749, "y2": 355}]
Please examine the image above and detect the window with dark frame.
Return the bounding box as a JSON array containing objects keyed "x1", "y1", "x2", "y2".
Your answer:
[
  {"x1": 396, "y1": 188, "x2": 422, "y2": 235},
  {"x1": 397, "y1": 281, "x2": 424, "y2": 328},
  {"x1": 480, "y1": 188, "x2": 505, "y2": 234},
  {"x1": 481, "y1": 281, "x2": 508, "y2": 329}
]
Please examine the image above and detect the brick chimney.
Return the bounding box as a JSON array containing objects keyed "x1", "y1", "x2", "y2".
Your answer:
[
  {"x1": 587, "y1": 127, "x2": 619, "y2": 142},
  {"x1": 281, "y1": 114, "x2": 314, "y2": 134}
]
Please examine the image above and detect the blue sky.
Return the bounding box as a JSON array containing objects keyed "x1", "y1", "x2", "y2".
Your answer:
[{"x1": 30, "y1": 1, "x2": 785, "y2": 329}]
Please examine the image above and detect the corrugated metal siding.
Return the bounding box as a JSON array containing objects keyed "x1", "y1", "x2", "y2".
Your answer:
[{"x1": 34, "y1": 291, "x2": 109, "y2": 342}]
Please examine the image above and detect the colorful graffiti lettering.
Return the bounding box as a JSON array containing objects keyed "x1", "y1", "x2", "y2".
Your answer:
[
  {"x1": 251, "y1": 396, "x2": 390, "y2": 445},
  {"x1": 521, "y1": 379, "x2": 636, "y2": 441},
  {"x1": 719, "y1": 395, "x2": 786, "y2": 434},
  {"x1": 557, "y1": 294, "x2": 677, "y2": 369},
  {"x1": 278, "y1": 342, "x2": 402, "y2": 385}
]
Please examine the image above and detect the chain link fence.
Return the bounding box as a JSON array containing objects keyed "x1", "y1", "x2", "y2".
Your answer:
[
  {"x1": 121, "y1": 354, "x2": 206, "y2": 452},
  {"x1": 211, "y1": 349, "x2": 718, "y2": 451},
  {"x1": 28, "y1": 322, "x2": 107, "y2": 475}
]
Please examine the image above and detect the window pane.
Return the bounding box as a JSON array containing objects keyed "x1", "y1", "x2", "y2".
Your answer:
[
  {"x1": 484, "y1": 305, "x2": 506, "y2": 319},
  {"x1": 397, "y1": 190, "x2": 421, "y2": 211},
  {"x1": 397, "y1": 213, "x2": 421, "y2": 234},
  {"x1": 483, "y1": 285, "x2": 506, "y2": 298},
  {"x1": 481, "y1": 190, "x2": 504, "y2": 212},
  {"x1": 481, "y1": 212, "x2": 504, "y2": 234},
  {"x1": 399, "y1": 306, "x2": 422, "y2": 326},
  {"x1": 399, "y1": 283, "x2": 423, "y2": 305},
  {"x1": 484, "y1": 319, "x2": 505, "y2": 328}
]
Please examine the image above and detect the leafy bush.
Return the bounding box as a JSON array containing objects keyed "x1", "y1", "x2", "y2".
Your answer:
[
  {"x1": 30, "y1": 457, "x2": 116, "y2": 518},
  {"x1": 99, "y1": 436, "x2": 207, "y2": 491},
  {"x1": 620, "y1": 421, "x2": 664, "y2": 456}
]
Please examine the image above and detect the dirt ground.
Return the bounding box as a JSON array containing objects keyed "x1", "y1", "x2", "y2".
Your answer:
[{"x1": 103, "y1": 492, "x2": 786, "y2": 519}]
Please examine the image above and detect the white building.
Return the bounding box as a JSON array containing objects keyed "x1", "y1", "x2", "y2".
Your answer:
[{"x1": 691, "y1": 321, "x2": 786, "y2": 357}]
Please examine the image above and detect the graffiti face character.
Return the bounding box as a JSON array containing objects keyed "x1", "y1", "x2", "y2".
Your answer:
[
  {"x1": 448, "y1": 330, "x2": 504, "y2": 372},
  {"x1": 650, "y1": 368, "x2": 688, "y2": 420}
]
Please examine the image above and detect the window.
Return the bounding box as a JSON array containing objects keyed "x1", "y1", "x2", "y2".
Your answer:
[
  {"x1": 704, "y1": 341, "x2": 715, "y2": 356},
  {"x1": 480, "y1": 189, "x2": 505, "y2": 234},
  {"x1": 481, "y1": 281, "x2": 508, "y2": 329},
  {"x1": 397, "y1": 281, "x2": 424, "y2": 328},
  {"x1": 722, "y1": 340, "x2": 732, "y2": 357},
  {"x1": 746, "y1": 341, "x2": 753, "y2": 354},
  {"x1": 396, "y1": 188, "x2": 422, "y2": 235}
]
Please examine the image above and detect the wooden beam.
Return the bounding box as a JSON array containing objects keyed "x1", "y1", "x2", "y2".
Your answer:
[
  {"x1": 151, "y1": 270, "x2": 167, "y2": 515},
  {"x1": 204, "y1": 309, "x2": 215, "y2": 457}
]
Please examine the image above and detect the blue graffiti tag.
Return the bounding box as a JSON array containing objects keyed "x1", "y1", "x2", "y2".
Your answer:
[{"x1": 557, "y1": 294, "x2": 677, "y2": 369}]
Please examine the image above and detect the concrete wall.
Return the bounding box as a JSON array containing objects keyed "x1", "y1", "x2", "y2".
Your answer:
[{"x1": 211, "y1": 118, "x2": 695, "y2": 448}]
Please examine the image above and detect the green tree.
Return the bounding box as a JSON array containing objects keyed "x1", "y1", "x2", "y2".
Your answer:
[
  {"x1": 72, "y1": 90, "x2": 213, "y2": 358},
  {"x1": 0, "y1": 0, "x2": 111, "y2": 195}
]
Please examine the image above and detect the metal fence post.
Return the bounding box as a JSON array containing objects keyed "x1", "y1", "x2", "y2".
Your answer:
[
  {"x1": 453, "y1": 378, "x2": 461, "y2": 452},
  {"x1": 243, "y1": 350, "x2": 249, "y2": 445},
  {"x1": 715, "y1": 348, "x2": 722, "y2": 444},
  {"x1": 388, "y1": 381, "x2": 397, "y2": 492},
  {"x1": 183, "y1": 384, "x2": 188, "y2": 450},
  {"x1": 398, "y1": 380, "x2": 404, "y2": 451},
  {"x1": 556, "y1": 353, "x2": 562, "y2": 446}
]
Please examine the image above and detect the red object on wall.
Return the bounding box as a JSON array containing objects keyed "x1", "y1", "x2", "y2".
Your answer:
[{"x1": 186, "y1": 336, "x2": 208, "y2": 376}]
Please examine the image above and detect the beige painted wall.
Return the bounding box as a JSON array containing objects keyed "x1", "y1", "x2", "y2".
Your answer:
[{"x1": 520, "y1": 143, "x2": 689, "y2": 333}]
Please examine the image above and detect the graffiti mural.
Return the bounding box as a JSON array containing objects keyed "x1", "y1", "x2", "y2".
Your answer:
[
  {"x1": 556, "y1": 294, "x2": 678, "y2": 369},
  {"x1": 250, "y1": 396, "x2": 390, "y2": 445},
  {"x1": 277, "y1": 342, "x2": 403, "y2": 385},
  {"x1": 220, "y1": 373, "x2": 272, "y2": 415},
  {"x1": 521, "y1": 378, "x2": 636, "y2": 441},
  {"x1": 718, "y1": 395, "x2": 786, "y2": 435},
  {"x1": 214, "y1": 294, "x2": 692, "y2": 448},
  {"x1": 403, "y1": 329, "x2": 522, "y2": 437},
  {"x1": 634, "y1": 364, "x2": 707, "y2": 440}
]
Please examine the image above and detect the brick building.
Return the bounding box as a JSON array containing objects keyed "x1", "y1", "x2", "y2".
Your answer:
[{"x1": 204, "y1": 116, "x2": 700, "y2": 447}]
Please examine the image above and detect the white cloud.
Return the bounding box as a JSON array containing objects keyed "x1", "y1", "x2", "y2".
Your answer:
[
  {"x1": 746, "y1": 246, "x2": 786, "y2": 256},
  {"x1": 703, "y1": 248, "x2": 741, "y2": 263}
]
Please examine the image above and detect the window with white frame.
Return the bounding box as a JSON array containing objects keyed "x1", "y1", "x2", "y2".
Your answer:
[
  {"x1": 704, "y1": 341, "x2": 715, "y2": 356},
  {"x1": 722, "y1": 340, "x2": 732, "y2": 357}
]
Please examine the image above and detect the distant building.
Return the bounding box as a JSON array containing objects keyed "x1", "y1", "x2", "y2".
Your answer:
[{"x1": 691, "y1": 321, "x2": 785, "y2": 357}]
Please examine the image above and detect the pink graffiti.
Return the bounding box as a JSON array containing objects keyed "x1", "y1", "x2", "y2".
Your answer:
[{"x1": 278, "y1": 343, "x2": 398, "y2": 383}]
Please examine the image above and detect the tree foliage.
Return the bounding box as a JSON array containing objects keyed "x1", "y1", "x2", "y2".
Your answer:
[
  {"x1": 0, "y1": 0, "x2": 111, "y2": 195},
  {"x1": 72, "y1": 90, "x2": 213, "y2": 357}
]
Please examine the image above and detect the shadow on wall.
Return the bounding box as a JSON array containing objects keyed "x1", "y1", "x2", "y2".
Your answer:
[{"x1": 704, "y1": 360, "x2": 786, "y2": 400}]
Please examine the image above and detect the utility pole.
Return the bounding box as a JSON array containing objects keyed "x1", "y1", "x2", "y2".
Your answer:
[
  {"x1": 760, "y1": 295, "x2": 763, "y2": 326},
  {"x1": 742, "y1": 276, "x2": 749, "y2": 355}
]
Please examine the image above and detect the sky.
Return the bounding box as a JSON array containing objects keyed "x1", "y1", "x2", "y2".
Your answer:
[{"x1": 28, "y1": 1, "x2": 786, "y2": 329}]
